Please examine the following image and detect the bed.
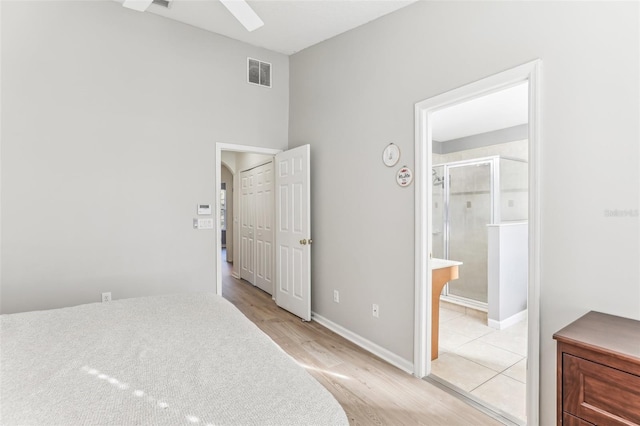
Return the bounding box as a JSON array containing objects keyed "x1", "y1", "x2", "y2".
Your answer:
[{"x1": 0, "y1": 293, "x2": 349, "y2": 425}]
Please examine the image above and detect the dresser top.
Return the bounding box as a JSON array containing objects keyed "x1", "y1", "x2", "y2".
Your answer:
[{"x1": 553, "y1": 311, "x2": 640, "y2": 360}]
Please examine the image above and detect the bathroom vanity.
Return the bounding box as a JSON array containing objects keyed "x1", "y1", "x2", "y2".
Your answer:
[
  {"x1": 431, "y1": 258, "x2": 462, "y2": 360},
  {"x1": 553, "y1": 311, "x2": 640, "y2": 425}
]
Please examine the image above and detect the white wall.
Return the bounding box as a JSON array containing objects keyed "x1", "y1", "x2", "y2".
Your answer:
[
  {"x1": 0, "y1": 1, "x2": 289, "y2": 313},
  {"x1": 487, "y1": 223, "x2": 528, "y2": 327},
  {"x1": 221, "y1": 151, "x2": 237, "y2": 174},
  {"x1": 289, "y1": 1, "x2": 639, "y2": 423}
]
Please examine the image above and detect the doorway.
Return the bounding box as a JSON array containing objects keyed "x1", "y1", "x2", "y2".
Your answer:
[
  {"x1": 219, "y1": 150, "x2": 275, "y2": 293},
  {"x1": 215, "y1": 143, "x2": 313, "y2": 321},
  {"x1": 413, "y1": 61, "x2": 541, "y2": 424}
]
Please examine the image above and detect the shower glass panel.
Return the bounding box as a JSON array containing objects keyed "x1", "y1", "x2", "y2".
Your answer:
[
  {"x1": 432, "y1": 165, "x2": 445, "y2": 259},
  {"x1": 447, "y1": 162, "x2": 492, "y2": 303},
  {"x1": 500, "y1": 158, "x2": 529, "y2": 222},
  {"x1": 433, "y1": 156, "x2": 527, "y2": 307}
]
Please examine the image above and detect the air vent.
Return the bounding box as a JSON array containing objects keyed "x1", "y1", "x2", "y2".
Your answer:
[
  {"x1": 248, "y1": 58, "x2": 271, "y2": 88},
  {"x1": 152, "y1": 0, "x2": 170, "y2": 8}
]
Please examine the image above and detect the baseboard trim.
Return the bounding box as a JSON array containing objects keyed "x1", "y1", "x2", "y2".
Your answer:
[
  {"x1": 231, "y1": 272, "x2": 240, "y2": 279},
  {"x1": 488, "y1": 309, "x2": 527, "y2": 330},
  {"x1": 311, "y1": 312, "x2": 414, "y2": 374}
]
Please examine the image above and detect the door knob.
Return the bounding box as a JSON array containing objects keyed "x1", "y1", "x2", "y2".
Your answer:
[{"x1": 300, "y1": 239, "x2": 307, "y2": 245}]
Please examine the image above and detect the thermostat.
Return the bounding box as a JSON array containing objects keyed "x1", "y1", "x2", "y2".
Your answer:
[{"x1": 197, "y1": 204, "x2": 212, "y2": 215}]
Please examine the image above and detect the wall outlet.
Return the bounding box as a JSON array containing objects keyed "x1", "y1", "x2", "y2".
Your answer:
[
  {"x1": 102, "y1": 292, "x2": 112, "y2": 303},
  {"x1": 372, "y1": 304, "x2": 379, "y2": 318},
  {"x1": 333, "y1": 290, "x2": 340, "y2": 303}
]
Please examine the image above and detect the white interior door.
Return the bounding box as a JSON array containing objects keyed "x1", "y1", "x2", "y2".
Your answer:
[
  {"x1": 254, "y1": 162, "x2": 274, "y2": 295},
  {"x1": 240, "y1": 170, "x2": 255, "y2": 284},
  {"x1": 275, "y1": 145, "x2": 311, "y2": 321}
]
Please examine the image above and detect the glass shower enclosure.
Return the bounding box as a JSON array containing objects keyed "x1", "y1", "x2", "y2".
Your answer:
[{"x1": 432, "y1": 156, "x2": 528, "y2": 307}]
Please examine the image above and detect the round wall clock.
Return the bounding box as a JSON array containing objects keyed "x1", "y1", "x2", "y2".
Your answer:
[{"x1": 382, "y1": 143, "x2": 400, "y2": 167}]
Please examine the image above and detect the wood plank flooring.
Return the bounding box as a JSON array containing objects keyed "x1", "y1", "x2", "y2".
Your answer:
[{"x1": 221, "y1": 261, "x2": 502, "y2": 425}]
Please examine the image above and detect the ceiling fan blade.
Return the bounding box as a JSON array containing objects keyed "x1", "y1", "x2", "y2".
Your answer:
[
  {"x1": 122, "y1": 0, "x2": 154, "y2": 12},
  {"x1": 219, "y1": 0, "x2": 264, "y2": 32}
]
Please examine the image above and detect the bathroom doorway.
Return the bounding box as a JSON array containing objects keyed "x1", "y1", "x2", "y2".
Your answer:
[{"x1": 414, "y1": 61, "x2": 541, "y2": 425}]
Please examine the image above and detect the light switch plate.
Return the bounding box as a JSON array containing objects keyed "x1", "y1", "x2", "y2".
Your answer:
[{"x1": 197, "y1": 218, "x2": 214, "y2": 230}]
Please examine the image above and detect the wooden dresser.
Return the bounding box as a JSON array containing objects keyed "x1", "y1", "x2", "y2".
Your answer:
[{"x1": 553, "y1": 311, "x2": 640, "y2": 425}]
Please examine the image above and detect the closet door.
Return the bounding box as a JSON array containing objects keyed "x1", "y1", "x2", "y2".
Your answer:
[
  {"x1": 240, "y1": 170, "x2": 255, "y2": 284},
  {"x1": 254, "y1": 162, "x2": 274, "y2": 295}
]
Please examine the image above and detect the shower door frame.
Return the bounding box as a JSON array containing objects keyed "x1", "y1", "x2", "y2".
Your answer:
[
  {"x1": 435, "y1": 157, "x2": 498, "y2": 309},
  {"x1": 413, "y1": 60, "x2": 541, "y2": 424},
  {"x1": 435, "y1": 155, "x2": 528, "y2": 309}
]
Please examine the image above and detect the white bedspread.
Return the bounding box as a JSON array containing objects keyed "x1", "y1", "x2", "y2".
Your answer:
[{"x1": 0, "y1": 293, "x2": 348, "y2": 425}]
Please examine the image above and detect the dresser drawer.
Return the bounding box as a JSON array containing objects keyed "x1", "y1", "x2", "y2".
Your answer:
[
  {"x1": 563, "y1": 413, "x2": 594, "y2": 426},
  {"x1": 563, "y1": 354, "x2": 640, "y2": 425}
]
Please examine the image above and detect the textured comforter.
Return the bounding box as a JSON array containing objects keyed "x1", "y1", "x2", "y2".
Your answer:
[{"x1": 0, "y1": 293, "x2": 348, "y2": 425}]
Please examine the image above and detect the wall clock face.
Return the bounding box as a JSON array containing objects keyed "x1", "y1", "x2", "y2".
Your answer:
[{"x1": 383, "y1": 144, "x2": 400, "y2": 167}]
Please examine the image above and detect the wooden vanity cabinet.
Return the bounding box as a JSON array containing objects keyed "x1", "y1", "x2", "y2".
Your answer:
[{"x1": 553, "y1": 311, "x2": 640, "y2": 425}]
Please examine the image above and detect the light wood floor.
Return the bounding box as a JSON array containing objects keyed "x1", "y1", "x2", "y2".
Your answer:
[{"x1": 221, "y1": 259, "x2": 502, "y2": 425}]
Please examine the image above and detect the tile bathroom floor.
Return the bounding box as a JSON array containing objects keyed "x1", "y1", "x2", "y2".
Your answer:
[{"x1": 431, "y1": 303, "x2": 527, "y2": 423}]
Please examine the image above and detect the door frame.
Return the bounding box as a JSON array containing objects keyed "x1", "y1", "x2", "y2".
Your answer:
[
  {"x1": 220, "y1": 163, "x2": 233, "y2": 262},
  {"x1": 215, "y1": 143, "x2": 281, "y2": 296},
  {"x1": 413, "y1": 60, "x2": 541, "y2": 423}
]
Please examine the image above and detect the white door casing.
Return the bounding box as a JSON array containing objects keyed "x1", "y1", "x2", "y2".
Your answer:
[
  {"x1": 275, "y1": 145, "x2": 311, "y2": 321},
  {"x1": 240, "y1": 170, "x2": 255, "y2": 284},
  {"x1": 413, "y1": 60, "x2": 541, "y2": 424},
  {"x1": 254, "y1": 162, "x2": 274, "y2": 295}
]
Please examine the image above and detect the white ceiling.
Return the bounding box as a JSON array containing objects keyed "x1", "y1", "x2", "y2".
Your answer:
[
  {"x1": 432, "y1": 82, "x2": 529, "y2": 142},
  {"x1": 116, "y1": 0, "x2": 417, "y2": 55}
]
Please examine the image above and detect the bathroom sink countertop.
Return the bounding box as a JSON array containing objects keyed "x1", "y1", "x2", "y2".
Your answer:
[{"x1": 431, "y1": 258, "x2": 463, "y2": 269}]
